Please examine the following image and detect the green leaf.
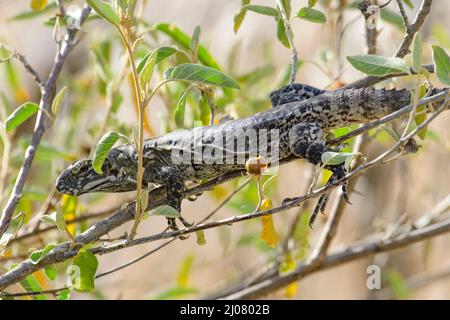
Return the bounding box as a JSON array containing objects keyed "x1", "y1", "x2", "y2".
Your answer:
[
  {"x1": 309, "y1": 0, "x2": 318, "y2": 6},
  {"x1": 4, "y1": 102, "x2": 39, "y2": 132},
  {"x1": 137, "y1": 47, "x2": 178, "y2": 87},
  {"x1": 412, "y1": 34, "x2": 422, "y2": 73},
  {"x1": 151, "y1": 205, "x2": 181, "y2": 218},
  {"x1": 190, "y1": 25, "x2": 201, "y2": 53},
  {"x1": 137, "y1": 47, "x2": 177, "y2": 74},
  {"x1": 51, "y1": 86, "x2": 67, "y2": 115},
  {"x1": 86, "y1": 0, "x2": 119, "y2": 26},
  {"x1": 281, "y1": 0, "x2": 292, "y2": 18},
  {"x1": 233, "y1": 0, "x2": 251, "y2": 33},
  {"x1": 40, "y1": 212, "x2": 57, "y2": 226},
  {"x1": 242, "y1": 5, "x2": 280, "y2": 17},
  {"x1": 432, "y1": 45, "x2": 450, "y2": 86},
  {"x1": 321, "y1": 151, "x2": 355, "y2": 166},
  {"x1": 155, "y1": 23, "x2": 221, "y2": 70},
  {"x1": 297, "y1": 7, "x2": 327, "y2": 23},
  {"x1": 347, "y1": 55, "x2": 410, "y2": 77},
  {"x1": 44, "y1": 265, "x2": 57, "y2": 281},
  {"x1": 166, "y1": 63, "x2": 240, "y2": 89},
  {"x1": 56, "y1": 206, "x2": 68, "y2": 234},
  {"x1": 71, "y1": 248, "x2": 98, "y2": 292},
  {"x1": 29, "y1": 244, "x2": 56, "y2": 264},
  {"x1": 92, "y1": 131, "x2": 127, "y2": 174},
  {"x1": 276, "y1": 18, "x2": 290, "y2": 48},
  {"x1": 174, "y1": 89, "x2": 188, "y2": 128}
]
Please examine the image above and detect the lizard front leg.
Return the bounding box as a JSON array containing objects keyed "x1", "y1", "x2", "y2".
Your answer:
[
  {"x1": 158, "y1": 166, "x2": 192, "y2": 234},
  {"x1": 287, "y1": 122, "x2": 350, "y2": 227}
]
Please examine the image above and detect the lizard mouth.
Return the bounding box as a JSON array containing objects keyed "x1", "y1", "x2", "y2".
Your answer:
[
  {"x1": 55, "y1": 160, "x2": 114, "y2": 195},
  {"x1": 56, "y1": 159, "x2": 138, "y2": 195}
]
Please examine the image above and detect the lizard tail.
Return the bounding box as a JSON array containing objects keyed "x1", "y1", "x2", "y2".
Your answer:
[{"x1": 348, "y1": 87, "x2": 449, "y2": 121}]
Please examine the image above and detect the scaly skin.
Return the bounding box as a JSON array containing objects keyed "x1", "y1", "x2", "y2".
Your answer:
[{"x1": 56, "y1": 84, "x2": 448, "y2": 229}]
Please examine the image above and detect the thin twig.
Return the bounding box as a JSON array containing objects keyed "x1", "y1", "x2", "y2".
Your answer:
[
  {"x1": 396, "y1": 0, "x2": 410, "y2": 28},
  {"x1": 0, "y1": 5, "x2": 92, "y2": 239},
  {"x1": 395, "y1": 0, "x2": 432, "y2": 57},
  {"x1": 277, "y1": 0, "x2": 298, "y2": 84}
]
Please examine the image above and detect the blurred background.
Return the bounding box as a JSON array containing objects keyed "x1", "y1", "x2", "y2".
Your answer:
[{"x1": 0, "y1": 0, "x2": 449, "y2": 299}]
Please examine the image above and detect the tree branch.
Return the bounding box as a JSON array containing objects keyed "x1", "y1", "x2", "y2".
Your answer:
[
  {"x1": 220, "y1": 194, "x2": 450, "y2": 299},
  {"x1": 344, "y1": 0, "x2": 433, "y2": 90},
  {"x1": 0, "y1": 5, "x2": 92, "y2": 238}
]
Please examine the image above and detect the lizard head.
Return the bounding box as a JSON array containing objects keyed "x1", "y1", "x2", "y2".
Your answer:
[{"x1": 56, "y1": 146, "x2": 138, "y2": 196}]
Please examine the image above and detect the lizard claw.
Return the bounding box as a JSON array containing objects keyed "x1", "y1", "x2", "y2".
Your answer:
[
  {"x1": 178, "y1": 216, "x2": 193, "y2": 228},
  {"x1": 309, "y1": 193, "x2": 329, "y2": 228},
  {"x1": 342, "y1": 181, "x2": 352, "y2": 205},
  {"x1": 167, "y1": 217, "x2": 193, "y2": 240}
]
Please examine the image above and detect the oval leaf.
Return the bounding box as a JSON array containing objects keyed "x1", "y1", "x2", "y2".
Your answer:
[
  {"x1": 151, "y1": 205, "x2": 181, "y2": 218},
  {"x1": 138, "y1": 47, "x2": 178, "y2": 87},
  {"x1": 86, "y1": 0, "x2": 119, "y2": 26},
  {"x1": 432, "y1": 45, "x2": 450, "y2": 86},
  {"x1": 276, "y1": 18, "x2": 290, "y2": 48},
  {"x1": 155, "y1": 23, "x2": 221, "y2": 70},
  {"x1": 71, "y1": 248, "x2": 98, "y2": 292},
  {"x1": 242, "y1": 5, "x2": 280, "y2": 17},
  {"x1": 4, "y1": 102, "x2": 39, "y2": 132},
  {"x1": 233, "y1": 0, "x2": 251, "y2": 33},
  {"x1": 92, "y1": 131, "x2": 127, "y2": 174},
  {"x1": 321, "y1": 151, "x2": 355, "y2": 166},
  {"x1": 412, "y1": 34, "x2": 422, "y2": 73},
  {"x1": 29, "y1": 244, "x2": 56, "y2": 264},
  {"x1": 166, "y1": 63, "x2": 240, "y2": 89},
  {"x1": 347, "y1": 55, "x2": 410, "y2": 77},
  {"x1": 190, "y1": 25, "x2": 201, "y2": 52},
  {"x1": 297, "y1": 7, "x2": 327, "y2": 23}
]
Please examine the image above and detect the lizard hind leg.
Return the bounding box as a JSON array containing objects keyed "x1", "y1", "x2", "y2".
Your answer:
[
  {"x1": 287, "y1": 122, "x2": 350, "y2": 227},
  {"x1": 159, "y1": 166, "x2": 192, "y2": 239}
]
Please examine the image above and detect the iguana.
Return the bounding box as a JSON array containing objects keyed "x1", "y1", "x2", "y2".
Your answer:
[{"x1": 56, "y1": 84, "x2": 448, "y2": 230}]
